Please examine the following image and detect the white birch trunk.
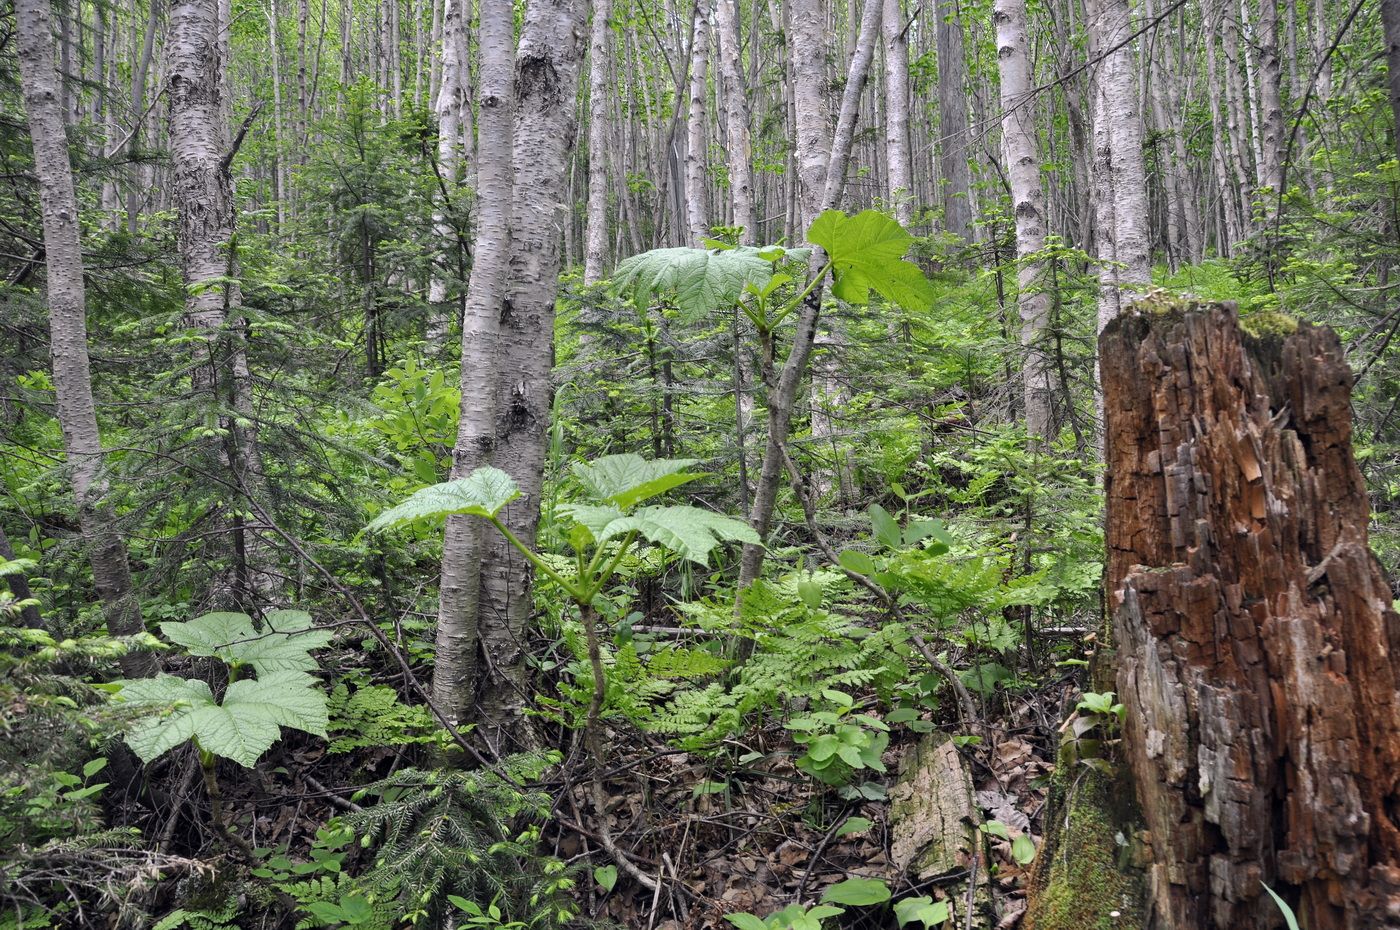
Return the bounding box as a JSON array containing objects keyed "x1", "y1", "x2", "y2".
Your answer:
[
  {"x1": 995, "y1": 0, "x2": 1057, "y2": 443},
  {"x1": 583, "y1": 0, "x2": 615, "y2": 281},
  {"x1": 1087, "y1": 0, "x2": 1151, "y2": 332},
  {"x1": 1256, "y1": 0, "x2": 1286, "y2": 208},
  {"x1": 170, "y1": 0, "x2": 277, "y2": 605},
  {"x1": 934, "y1": 0, "x2": 973, "y2": 242},
  {"x1": 476, "y1": 0, "x2": 586, "y2": 747},
  {"x1": 684, "y1": 0, "x2": 711, "y2": 243},
  {"x1": 426, "y1": 0, "x2": 470, "y2": 347},
  {"x1": 881, "y1": 0, "x2": 913, "y2": 229},
  {"x1": 714, "y1": 0, "x2": 755, "y2": 243},
  {"x1": 17, "y1": 0, "x2": 156, "y2": 677},
  {"x1": 789, "y1": 0, "x2": 832, "y2": 224},
  {"x1": 433, "y1": 0, "x2": 516, "y2": 725}
]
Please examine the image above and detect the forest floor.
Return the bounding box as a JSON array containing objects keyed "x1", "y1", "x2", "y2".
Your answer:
[{"x1": 208, "y1": 663, "x2": 1077, "y2": 928}]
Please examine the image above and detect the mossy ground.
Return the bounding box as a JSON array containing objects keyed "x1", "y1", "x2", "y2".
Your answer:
[{"x1": 1023, "y1": 762, "x2": 1144, "y2": 930}]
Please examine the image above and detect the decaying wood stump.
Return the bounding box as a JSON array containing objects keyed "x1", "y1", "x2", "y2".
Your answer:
[
  {"x1": 1101, "y1": 301, "x2": 1400, "y2": 929},
  {"x1": 889, "y1": 734, "x2": 992, "y2": 927}
]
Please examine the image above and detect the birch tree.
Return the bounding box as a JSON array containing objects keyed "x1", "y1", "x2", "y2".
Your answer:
[
  {"x1": 1386, "y1": 0, "x2": 1400, "y2": 165},
  {"x1": 714, "y1": 0, "x2": 754, "y2": 242},
  {"x1": 477, "y1": 0, "x2": 586, "y2": 745},
  {"x1": 994, "y1": 0, "x2": 1058, "y2": 443},
  {"x1": 882, "y1": 0, "x2": 914, "y2": 229},
  {"x1": 169, "y1": 0, "x2": 276, "y2": 604},
  {"x1": 583, "y1": 0, "x2": 614, "y2": 282},
  {"x1": 16, "y1": 0, "x2": 156, "y2": 677},
  {"x1": 1086, "y1": 0, "x2": 1151, "y2": 329},
  {"x1": 684, "y1": 0, "x2": 711, "y2": 243},
  {"x1": 738, "y1": 0, "x2": 884, "y2": 588},
  {"x1": 935, "y1": 0, "x2": 973, "y2": 242},
  {"x1": 426, "y1": 0, "x2": 472, "y2": 345},
  {"x1": 1256, "y1": 0, "x2": 1286, "y2": 210},
  {"x1": 434, "y1": 0, "x2": 516, "y2": 725}
]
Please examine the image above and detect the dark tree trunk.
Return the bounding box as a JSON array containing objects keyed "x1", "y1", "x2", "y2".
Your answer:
[{"x1": 1101, "y1": 301, "x2": 1400, "y2": 929}]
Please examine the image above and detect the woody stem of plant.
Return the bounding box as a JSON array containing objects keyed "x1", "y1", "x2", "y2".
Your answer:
[{"x1": 579, "y1": 596, "x2": 658, "y2": 892}]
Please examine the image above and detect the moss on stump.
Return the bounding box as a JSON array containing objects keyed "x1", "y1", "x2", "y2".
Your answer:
[{"x1": 1023, "y1": 758, "x2": 1144, "y2": 930}]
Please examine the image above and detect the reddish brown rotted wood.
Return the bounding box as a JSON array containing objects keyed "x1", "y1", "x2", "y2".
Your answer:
[{"x1": 1101, "y1": 301, "x2": 1400, "y2": 929}]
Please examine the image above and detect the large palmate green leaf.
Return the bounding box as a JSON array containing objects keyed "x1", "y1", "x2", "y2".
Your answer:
[
  {"x1": 572, "y1": 454, "x2": 703, "y2": 509},
  {"x1": 600, "y1": 505, "x2": 760, "y2": 566},
  {"x1": 118, "y1": 671, "x2": 328, "y2": 768},
  {"x1": 806, "y1": 209, "x2": 935, "y2": 310},
  {"x1": 159, "y1": 609, "x2": 332, "y2": 676},
  {"x1": 612, "y1": 247, "x2": 773, "y2": 316},
  {"x1": 557, "y1": 503, "x2": 626, "y2": 546},
  {"x1": 365, "y1": 466, "x2": 520, "y2": 532}
]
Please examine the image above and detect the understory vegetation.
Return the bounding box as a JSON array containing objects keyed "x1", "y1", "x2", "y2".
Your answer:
[{"x1": 3, "y1": 0, "x2": 1399, "y2": 925}]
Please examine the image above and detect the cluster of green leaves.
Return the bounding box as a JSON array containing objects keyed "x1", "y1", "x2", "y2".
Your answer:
[
  {"x1": 1060, "y1": 691, "x2": 1126, "y2": 775},
  {"x1": 644, "y1": 572, "x2": 909, "y2": 749},
  {"x1": 613, "y1": 208, "x2": 934, "y2": 328},
  {"x1": 114, "y1": 610, "x2": 331, "y2": 768},
  {"x1": 726, "y1": 876, "x2": 953, "y2": 930},
  {"x1": 786, "y1": 688, "x2": 890, "y2": 786}
]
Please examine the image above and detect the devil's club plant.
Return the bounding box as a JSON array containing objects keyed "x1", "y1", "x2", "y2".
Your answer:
[
  {"x1": 368, "y1": 454, "x2": 758, "y2": 742},
  {"x1": 113, "y1": 610, "x2": 331, "y2": 852}
]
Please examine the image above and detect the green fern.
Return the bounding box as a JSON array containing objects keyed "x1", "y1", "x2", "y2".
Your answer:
[
  {"x1": 645, "y1": 576, "x2": 909, "y2": 746},
  {"x1": 325, "y1": 683, "x2": 440, "y2": 754},
  {"x1": 152, "y1": 899, "x2": 239, "y2": 930}
]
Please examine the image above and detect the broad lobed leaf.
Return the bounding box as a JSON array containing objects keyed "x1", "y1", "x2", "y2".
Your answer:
[
  {"x1": 572, "y1": 454, "x2": 703, "y2": 509},
  {"x1": 613, "y1": 247, "x2": 773, "y2": 316},
  {"x1": 600, "y1": 505, "x2": 760, "y2": 566},
  {"x1": 365, "y1": 466, "x2": 521, "y2": 532},
  {"x1": 159, "y1": 610, "x2": 332, "y2": 676},
  {"x1": 806, "y1": 209, "x2": 935, "y2": 310}
]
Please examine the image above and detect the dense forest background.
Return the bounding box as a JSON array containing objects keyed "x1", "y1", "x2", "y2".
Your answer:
[{"x1": 2, "y1": 0, "x2": 1400, "y2": 925}]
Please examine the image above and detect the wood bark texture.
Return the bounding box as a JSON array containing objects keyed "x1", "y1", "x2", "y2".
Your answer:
[
  {"x1": 17, "y1": 0, "x2": 155, "y2": 677},
  {"x1": 478, "y1": 0, "x2": 586, "y2": 746},
  {"x1": 433, "y1": 0, "x2": 516, "y2": 725},
  {"x1": 1102, "y1": 301, "x2": 1400, "y2": 929}
]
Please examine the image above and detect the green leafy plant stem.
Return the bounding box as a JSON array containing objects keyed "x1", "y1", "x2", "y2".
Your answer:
[
  {"x1": 484, "y1": 515, "x2": 657, "y2": 894},
  {"x1": 198, "y1": 738, "x2": 300, "y2": 914},
  {"x1": 747, "y1": 260, "x2": 832, "y2": 331}
]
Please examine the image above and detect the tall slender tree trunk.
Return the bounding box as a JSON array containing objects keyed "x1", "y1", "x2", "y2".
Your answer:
[
  {"x1": 169, "y1": 0, "x2": 276, "y2": 606},
  {"x1": 737, "y1": 0, "x2": 882, "y2": 589},
  {"x1": 934, "y1": 0, "x2": 973, "y2": 242},
  {"x1": 269, "y1": 0, "x2": 289, "y2": 230},
  {"x1": 1256, "y1": 0, "x2": 1286, "y2": 210},
  {"x1": 789, "y1": 0, "x2": 832, "y2": 223},
  {"x1": 433, "y1": 0, "x2": 516, "y2": 726},
  {"x1": 685, "y1": 0, "x2": 711, "y2": 243},
  {"x1": 715, "y1": 0, "x2": 755, "y2": 243},
  {"x1": 994, "y1": 0, "x2": 1058, "y2": 444},
  {"x1": 16, "y1": 0, "x2": 156, "y2": 678},
  {"x1": 583, "y1": 0, "x2": 615, "y2": 281},
  {"x1": 476, "y1": 0, "x2": 586, "y2": 747},
  {"x1": 125, "y1": 0, "x2": 160, "y2": 234},
  {"x1": 882, "y1": 0, "x2": 913, "y2": 229},
  {"x1": 1383, "y1": 0, "x2": 1400, "y2": 166},
  {"x1": 426, "y1": 0, "x2": 470, "y2": 346},
  {"x1": 1087, "y1": 0, "x2": 1151, "y2": 330}
]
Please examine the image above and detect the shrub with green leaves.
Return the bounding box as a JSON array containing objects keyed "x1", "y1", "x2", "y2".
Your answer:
[
  {"x1": 114, "y1": 610, "x2": 331, "y2": 768},
  {"x1": 786, "y1": 688, "x2": 890, "y2": 785}
]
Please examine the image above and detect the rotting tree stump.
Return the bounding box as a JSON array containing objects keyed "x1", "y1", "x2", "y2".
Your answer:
[{"x1": 1101, "y1": 301, "x2": 1400, "y2": 929}]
